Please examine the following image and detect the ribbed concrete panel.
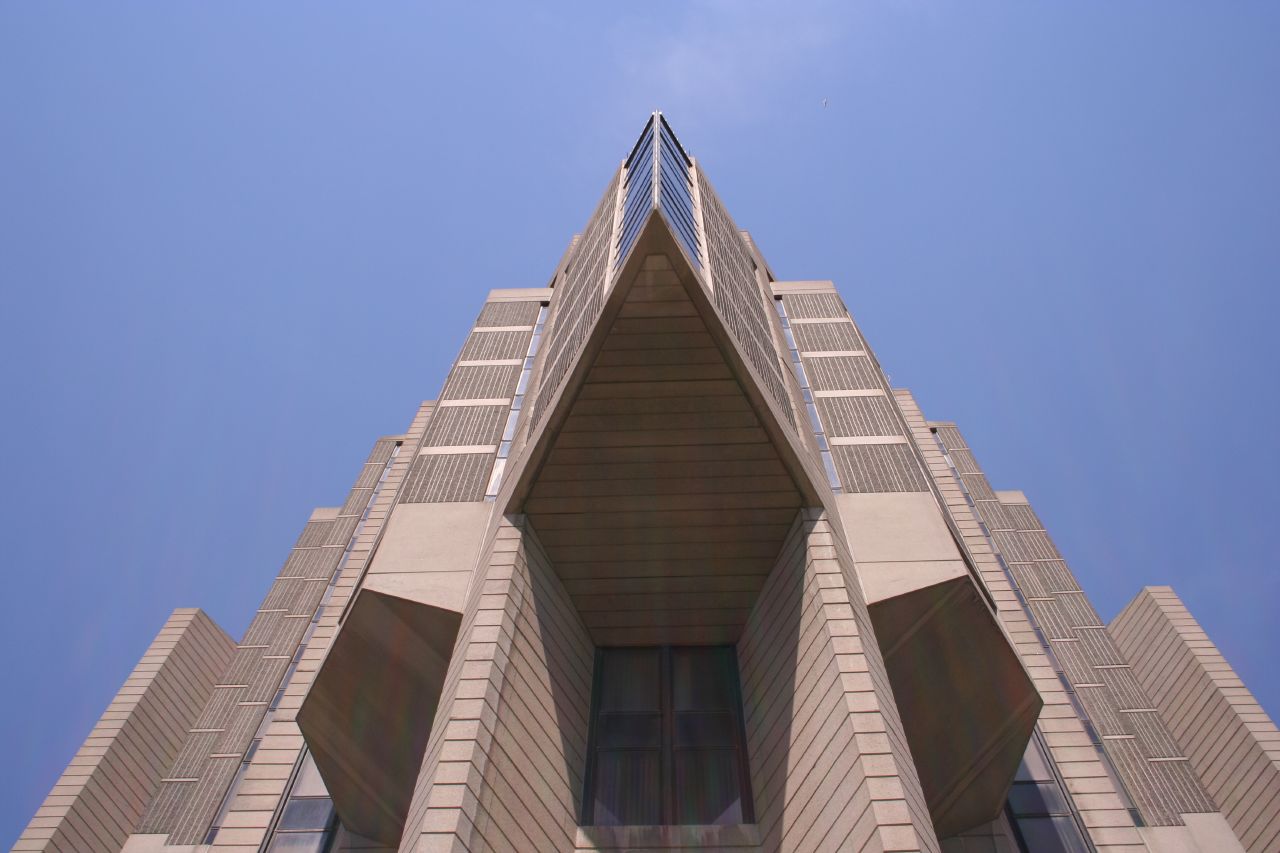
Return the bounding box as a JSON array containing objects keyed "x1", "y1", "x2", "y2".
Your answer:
[
  {"x1": 15, "y1": 609, "x2": 234, "y2": 853},
  {"x1": 440, "y1": 364, "x2": 520, "y2": 401},
  {"x1": 987, "y1": 492, "x2": 1216, "y2": 826},
  {"x1": 395, "y1": 299, "x2": 537, "y2": 507},
  {"x1": 817, "y1": 394, "x2": 902, "y2": 438},
  {"x1": 210, "y1": 407, "x2": 433, "y2": 853},
  {"x1": 698, "y1": 171, "x2": 795, "y2": 429},
  {"x1": 832, "y1": 444, "x2": 931, "y2": 494},
  {"x1": 137, "y1": 509, "x2": 343, "y2": 843},
  {"x1": 138, "y1": 435, "x2": 405, "y2": 846},
  {"x1": 805, "y1": 355, "x2": 882, "y2": 392},
  {"x1": 738, "y1": 510, "x2": 940, "y2": 853},
  {"x1": 790, "y1": 319, "x2": 864, "y2": 353},
  {"x1": 1112, "y1": 587, "x2": 1280, "y2": 852},
  {"x1": 400, "y1": 453, "x2": 492, "y2": 503},
  {"x1": 400, "y1": 516, "x2": 595, "y2": 852},
  {"x1": 780, "y1": 291, "x2": 847, "y2": 319},
  {"x1": 532, "y1": 171, "x2": 621, "y2": 432},
  {"x1": 460, "y1": 329, "x2": 533, "y2": 361},
  {"x1": 901, "y1": 398, "x2": 1146, "y2": 852},
  {"x1": 422, "y1": 407, "x2": 507, "y2": 453},
  {"x1": 778, "y1": 289, "x2": 934, "y2": 500},
  {"x1": 476, "y1": 300, "x2": 542, "y2": 328},
  {"x1": 927, "y1": 414, "x2": 1215, "y2": 836}
]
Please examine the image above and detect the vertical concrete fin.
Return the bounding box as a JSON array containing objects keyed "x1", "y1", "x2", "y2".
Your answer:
[
  {"x1": 14, "y1": 608, "x2": 234, "y2": 853},
  {"x1": 738, "y1": 509, "x2": 941, "y2": 853},
  {"x1": 399, "y1": 516, "x2": 594, "y2": 853},
  {"x1": 1112, "y1": 587, "x2": 1278, "y2": 853}
]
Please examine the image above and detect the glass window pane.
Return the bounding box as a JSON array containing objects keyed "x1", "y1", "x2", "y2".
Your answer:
[
  {"x1": 1014, "y1": 816, "x2": 1090, "y2": 853},
  {"x1": 291, "y1": 753, "x2": 329, "y2": 798},
  {"x1": 675, "y1": 712, "x2": 736, "y2": 748},
  {"x1": 277, "y1": 797, "x2": 334, "y2": 831},
  {"x1": 1009, "y1": 781, "x2": 1070, "y2": 817},
  {"x1": 672, "y1": 647, "x2": 735, "y2": 711},
  {"x1": 597, "y1": 713, "x2": 661, "y2": 749},
  {"x1": 674, "y1": 750, "x2": 742, "y2": 825},
  {"x1": 599, "y1": 648, "x2": 661, "y2": 712},
  {"x1": 593, "y1": 750, "x2": 660, "y2": 826},
  {"x1": 266, "y1": 831, "x2": 331, "y2": 852},
  {"x1": 1015, "y1": 737, "x2": 1055, "y2": 782}
]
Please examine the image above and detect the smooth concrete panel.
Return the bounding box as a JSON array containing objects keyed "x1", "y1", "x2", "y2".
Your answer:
[
  {"x1": 855, "y1": 559, "x2": 970, "y2": 604},
  {"x1": 836, "y1": 491, "x2": 969, "y2": 605},
  {"x1": 838, "y1": 492, "x2": 959, "y2": 564},
  {"x1": 1139, "y1": 812, "x2": 1247, "y2": 852},
  {"x1": 363, "y1": 501, "x2": 492, "y2": 613}
]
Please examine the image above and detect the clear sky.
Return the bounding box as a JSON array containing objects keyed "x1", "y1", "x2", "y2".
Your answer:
[{"x1": 2, "y1": 3, "x2": 1277, "y2": 845}]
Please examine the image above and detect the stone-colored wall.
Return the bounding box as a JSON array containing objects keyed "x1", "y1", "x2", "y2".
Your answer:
[
  {"x1": 400, "y1": 516, "x2": 595, "y2": 852},
  {"x1": 203, "y1": 416, "x2": 431, "y2": 852},
  {"x1": 1112, "y1": 586, "x2": 1280, "y2": 853},
  {"x1": 15, "y1": 608, "x2": 234, "y2": 852},
  {"x1": 738, "y1": 509, "x2": 940, "y2": 853},
  {"x1": 903, "y1": 400, "x2": 1147, "y2": 852}
]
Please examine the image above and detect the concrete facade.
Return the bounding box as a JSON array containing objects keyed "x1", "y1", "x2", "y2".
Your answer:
[
  {"x1": 20, "y1": 114, "x2": 1275, "y2": 852},
  {"x1": 1112, "y1": 587, "x2": 1280, "y2": 852}
]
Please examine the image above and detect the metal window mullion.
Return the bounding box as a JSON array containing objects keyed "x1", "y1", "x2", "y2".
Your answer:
[
  {"x1": 661, "y1": 645, "x2": 675, "y2": 826},
  {"x1": 689, "y1": 161, "x2": 710, "y2": 284}
]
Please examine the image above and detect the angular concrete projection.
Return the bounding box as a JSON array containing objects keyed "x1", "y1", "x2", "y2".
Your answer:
[
  {"x1": 1113, "y1": 586, "x2": 1279, "y2": 853},
  {"x1": 360, "y1": 501, "x2": 492, "y2": 613},
  {"x1": 837, "y1": 492, "x2": 1040, "y2": 837},
  {"x1": 296, "y1": 588, "x2": 460, "y2": 846},
  {"x1": 62, "y1": 112, "x2": 1275, "y2": 852},
  {"x1": 506, "y1": 213, "x2": 824, "y2": 646}
]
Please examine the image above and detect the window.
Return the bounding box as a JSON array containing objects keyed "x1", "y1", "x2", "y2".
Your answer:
[
  {"x1": 584, "y1": 646, "x2": 753, "y2": 827},
  {"x1": 265, "y1": 751, "x2": 339, "y2": 853},
  {"x1": 1006, "y1": 735, "x2": 1089, "y2": 853}
]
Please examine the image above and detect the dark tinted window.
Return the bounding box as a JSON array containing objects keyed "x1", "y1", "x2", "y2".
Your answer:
[{"x1": 586, "y1": 646, "x2": 752, "y2": 826}]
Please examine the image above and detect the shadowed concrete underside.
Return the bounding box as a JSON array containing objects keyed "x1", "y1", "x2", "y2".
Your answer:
[
  {"x1": 519, "y1": 216, "x2": 810, "y2": 647},
  {"x1": 297, "y1": 589, "x2": 460, "y2": 846}
]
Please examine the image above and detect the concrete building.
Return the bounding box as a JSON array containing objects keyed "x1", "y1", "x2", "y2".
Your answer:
[{"x1": 15, "y1": 114, "x2": 1277, "y2": 853}]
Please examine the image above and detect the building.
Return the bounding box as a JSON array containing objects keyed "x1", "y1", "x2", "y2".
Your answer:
[{"x1": 15, "y1": 114, "x2": 1278, "y2": 853}]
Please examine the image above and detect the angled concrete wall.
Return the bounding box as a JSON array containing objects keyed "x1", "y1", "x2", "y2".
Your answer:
[
  {"x1": 738, "y1": 509, "x2": 941, "y2": 853},
  {"x1": 400, "y1": 516, "x2": 595, "y2": 852},
  {"x1": 15, "y1": 608, "x2": 234, "y2": 853},
  {"x1": 1112, "y1": 587, "x2": 1280, "y2": 853}
]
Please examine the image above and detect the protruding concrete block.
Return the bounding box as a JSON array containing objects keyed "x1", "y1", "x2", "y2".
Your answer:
[{"x1": 297, "y1": 590, "x2": 461, "y2": 846}]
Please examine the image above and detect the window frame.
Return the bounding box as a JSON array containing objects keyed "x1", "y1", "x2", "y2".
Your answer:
[{"x1": 582, "y1": 645, "x2": 754, "y2": 827}]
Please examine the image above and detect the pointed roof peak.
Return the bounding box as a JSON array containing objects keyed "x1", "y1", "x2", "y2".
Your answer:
[
  {"x1": 625, "y1": 111, "x2": 693, "y2": 169},
  {"x1": 619, "y1": 112, "x2": 700, "y2": 271}
]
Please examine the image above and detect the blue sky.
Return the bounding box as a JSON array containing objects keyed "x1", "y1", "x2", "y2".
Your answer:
[{"x1": 2, "y1": 3, "x2": 1277, "y2": 845}]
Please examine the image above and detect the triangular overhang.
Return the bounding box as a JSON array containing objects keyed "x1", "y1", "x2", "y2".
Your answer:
[{"x1": 497, "y1": 211, "x2": 828, "y2": 645}]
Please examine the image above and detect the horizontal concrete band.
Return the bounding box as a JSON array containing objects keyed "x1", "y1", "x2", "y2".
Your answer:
[
  {"x1": 814, "y1": 389, "x2": 885, "y2": 398},
  {"x1": 801, "y1": 350, "x2": 867, "y2": 358},
  {"x1": 829, "y1": 435, "x2": 909, "y2": 446},
  {"x1": 484, "y1": 287, "x2": 552, "y2": 301},
  {"x1": 436, "y1": 398, "x2": 512, "y2": 407}
]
